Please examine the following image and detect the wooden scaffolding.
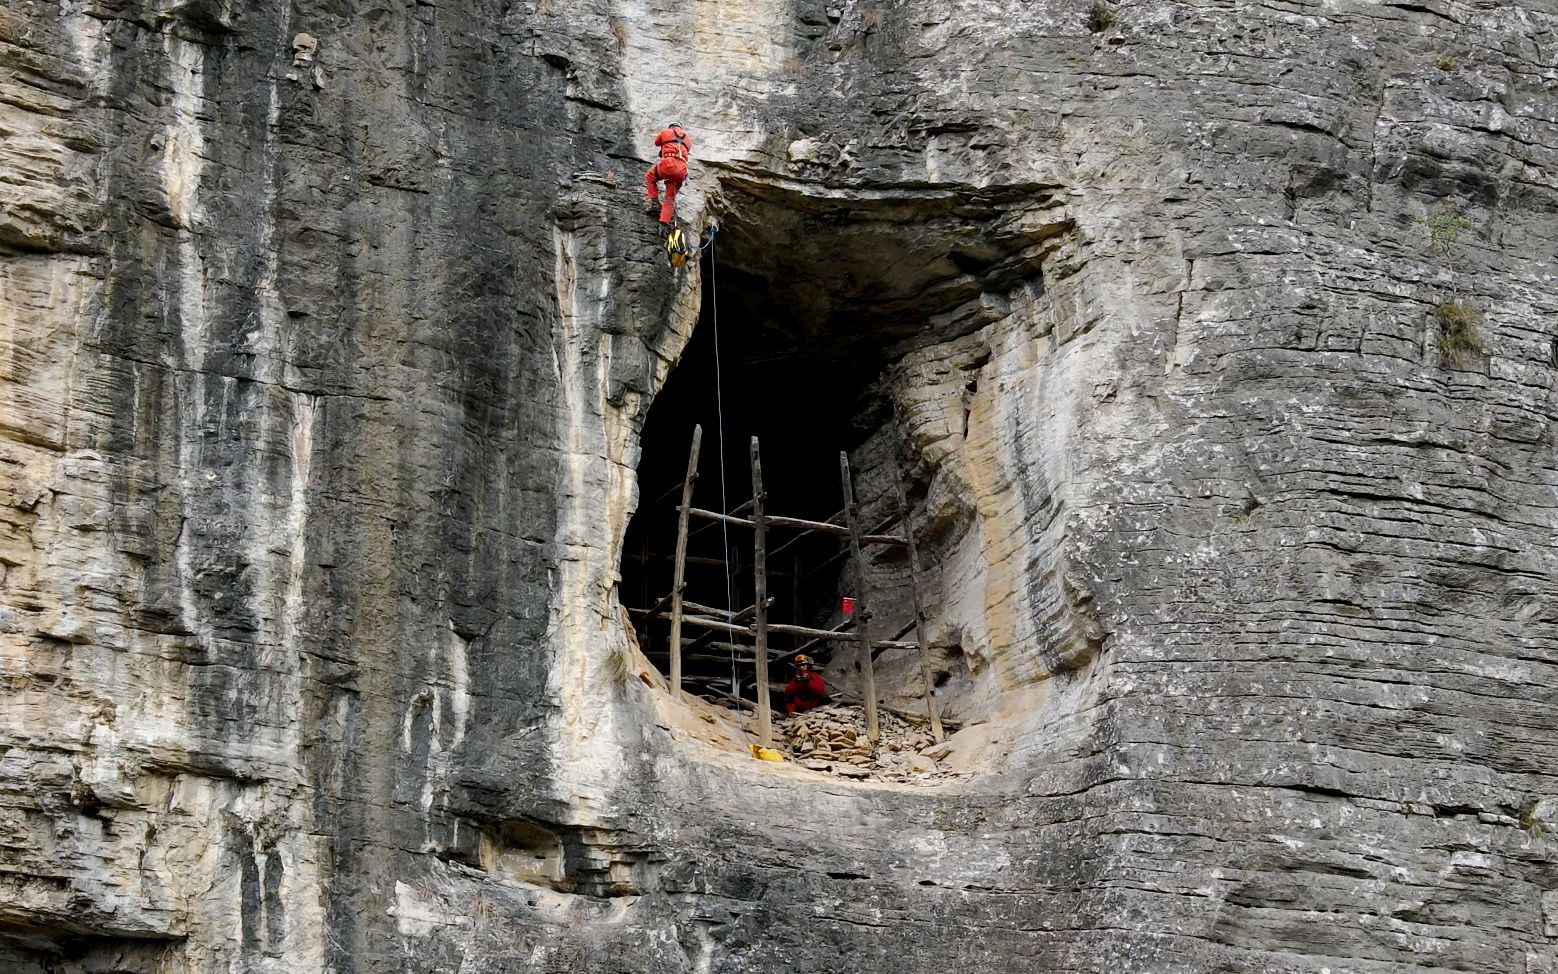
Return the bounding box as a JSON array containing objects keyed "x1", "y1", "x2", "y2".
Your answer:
[{"x1": 630, "y1": 424, "x2": 946, "y2": 748}]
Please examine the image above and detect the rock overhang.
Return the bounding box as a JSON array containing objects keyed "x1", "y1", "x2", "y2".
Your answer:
[{"x1": 705, "y1": 172, "x2": 1073, "y2": 369}]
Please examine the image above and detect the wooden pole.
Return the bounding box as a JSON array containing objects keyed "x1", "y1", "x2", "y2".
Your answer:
[
  {"x1": 895, "y1": 480, "x2": 945, "y2": 743},
  {"x1": 750, "y1": 437, "x2": 773, "y2": 747},
  {"x1": 669, "y1": 425, "x2": 702, "y2": 699},
  {"x1": 839, "y1": 452, "x2": 880, "y2": 743}
]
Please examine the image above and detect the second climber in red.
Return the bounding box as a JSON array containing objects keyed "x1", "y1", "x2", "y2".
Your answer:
[
  {"x1": 644, "y1": 122, "x2": 692, "y2": 224},
  {"x1": 783, "y1": 655, "x2": 829, "y2": 714}
]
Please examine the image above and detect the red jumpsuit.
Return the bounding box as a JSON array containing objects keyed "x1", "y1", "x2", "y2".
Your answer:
[
  {"x1": 644, "y1": 126, "x2": 692, "y2": 224},
  {"x1": 783, "y1": 672, "x2": 828, "y2": 714}
]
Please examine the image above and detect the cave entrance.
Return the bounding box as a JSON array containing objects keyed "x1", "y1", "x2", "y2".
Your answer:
[
  {"x1": 617, "y1": 178, "x2": 1069, "y2": 770},
  {"x1": 620, "y1": 230, "x2": 891, "y2": 707}
]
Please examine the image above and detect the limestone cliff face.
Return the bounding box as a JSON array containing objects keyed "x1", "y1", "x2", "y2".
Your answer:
[{"x1": 4, "y1": 0, "x2": 1558, "y2": 971}]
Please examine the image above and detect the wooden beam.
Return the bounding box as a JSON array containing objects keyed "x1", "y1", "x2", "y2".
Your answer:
[
  {"x1": 784, "y1": 514, "x2": 903, "y2": 588},
  {"x1": 768, "y1": 515, "x2": 905, "y2": 546},
  {"x1": 688, "y1": 498, "x2": 755, "y2": 538},
  {"x1": 862, "y1": 533, "x2": 908, "y2": 547},
  {"x1": 688, "y1": 507, "x2": 755, "y2": 528},
  {"x1": 644, "y1": 478, "x2": 690, "y2": 514},
  {"x1": 840, "y1": 452, "x2": 880, "y2": 743},
  {"x1": 645, "y1": 649, "x2": 754, "y2": 662},
  {"x1": 628, "y1": 591, "x2": 675, "y2": 621},
  {"x1": 751, "y1": 437, "x2": 774, "y2": 747},
  {"x1": 766, "y1": 621, "x2": 855, "y2": 642},
  {"x1": 896, "y1": 479, "x2": 945, "y2": 743},
  {"x1": 681, "y1": 599, "x2": 732, "y2": 619},
  {"x1": 688, "y1": 498, "x2": 754, "y2": 526},
  {"x1": 748, "y1": 626, "x2": 912, "y2": 662},
  {"x1": 681, "y1": 598, "x2": 769, "y2": 623},
  {"x1": 700, "y1": 683, "x2": 756, "y2": 711},
  {"x1": 668, "y1": 425, "x2": 701, "y2": 699},
  {"x1": 736, "y1": 598, "x2": 773, "y2": 622},
  {"x1": 681, "y1": 614, "x2": 756, "y2": 637},
  {"x1": 785, "y1": 619, "x2": 856, "y2": 658},
  {"x1": 682, "y1": 615, "x2": 730, "y2": 655},
  {"x1": 763, "y1": 513, "x2": 846, "y2": 536},
  {"x1": 705, "y1": 640, "x2": 758, "y2": 655},
  {"x1": 645, "y1": 642, "x2": 787, "y2": 663},
  {"x1": 651, "y1": 641, "x2": 861, "y2": 664},
  {"x1": 769, "y1": 509, "x2": 842, "y2": 560},
  {"x1": 688, "y1": 509, "x2": 904, "y2": 546}
]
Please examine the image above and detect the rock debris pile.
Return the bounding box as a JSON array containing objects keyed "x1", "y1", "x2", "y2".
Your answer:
[{"x1": 777, "y1": 705, "x2": 963, "y2": 782}]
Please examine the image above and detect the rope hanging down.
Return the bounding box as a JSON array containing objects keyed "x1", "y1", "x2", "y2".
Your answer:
[{"x1": 705, "y1": 229, "x2": 740, "y2": 697}]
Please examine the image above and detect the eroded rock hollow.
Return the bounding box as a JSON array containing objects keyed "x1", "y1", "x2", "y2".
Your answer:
[{"x1": 3, "y1": 0, "x2": 1557, "y2": 971}]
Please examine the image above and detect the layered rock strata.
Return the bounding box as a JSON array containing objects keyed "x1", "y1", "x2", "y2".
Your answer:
[{"x1": 2, "y1": 0, "x2": 1557, "y2": 972}]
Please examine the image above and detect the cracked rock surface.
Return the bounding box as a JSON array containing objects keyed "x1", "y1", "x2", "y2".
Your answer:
[{"x1": 2, "y1": 0, "x2": 1558, "y2": 972}]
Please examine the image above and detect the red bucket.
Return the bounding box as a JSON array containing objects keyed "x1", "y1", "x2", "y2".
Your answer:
[{"x1": 841, "y1": 597, "x2": 855, "y2": 619}]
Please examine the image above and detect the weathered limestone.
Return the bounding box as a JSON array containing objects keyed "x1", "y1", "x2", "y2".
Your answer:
[{"x1": 2, "y1": 0, "x2": 1557, "y2": 972}]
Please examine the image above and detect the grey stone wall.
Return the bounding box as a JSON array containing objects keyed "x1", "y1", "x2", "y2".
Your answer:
[{"x1": 2, "y1": 0, "x2": 1556, "y2": 972}]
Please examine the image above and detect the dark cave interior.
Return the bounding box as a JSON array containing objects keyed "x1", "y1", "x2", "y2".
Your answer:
[
  {"x1": 619, "y1": 179, "x2": 1065, "y2": 704},
  {"x1": 619, "y1": 243, "x2": 886, "y2": 699}
]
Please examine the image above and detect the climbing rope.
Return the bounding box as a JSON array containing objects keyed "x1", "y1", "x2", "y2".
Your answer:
[{"x1": 706, "y1": 228, "x2": 740, "y2": 698}]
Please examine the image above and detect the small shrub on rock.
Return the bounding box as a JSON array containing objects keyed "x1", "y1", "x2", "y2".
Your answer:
[
  {"x1": 1522, "y1": 800, "x2": 1548, "y2": 837},
  {"x1": 1087, "y1": 0, "x2": 1117, "y2": 33},
  {"x1": 1434, "y1": 300, "x2": 1484, "y2": 365},
  {"x1": 1418, "y1": 204, "x2": 1475, "y2": 257},
  {"x1": 606, "y1": 647, "x2": 632, "y2": 686}
]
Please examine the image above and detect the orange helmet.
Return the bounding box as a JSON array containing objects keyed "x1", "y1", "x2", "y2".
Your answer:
[{"x1": 793, "y1": 654, "x2": 813, "y2": 668}]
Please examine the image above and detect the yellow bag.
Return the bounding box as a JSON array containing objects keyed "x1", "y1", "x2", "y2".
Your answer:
[
  {"x1": 666, "y1": 227, "x2": 690, "y2": 268},
  {"x1": 749, "y1": 743, "x2": 785, "y2": 762}
]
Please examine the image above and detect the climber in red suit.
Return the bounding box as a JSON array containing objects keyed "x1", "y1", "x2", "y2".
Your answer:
[
  {"x1": 644, "y1": 123, "x2": 692, "y2": 224},
  {"x1": 783, "y1": 655, "x2": 829, "y2": 714}
]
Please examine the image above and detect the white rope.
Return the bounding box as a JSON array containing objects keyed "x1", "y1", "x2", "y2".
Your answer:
[{"x1": 706, "y1": 231, "x2": 740, "y2": 698}]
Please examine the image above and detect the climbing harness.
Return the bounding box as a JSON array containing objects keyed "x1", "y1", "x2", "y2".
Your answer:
[{"x1": 660, "y1": 124, "x2": 691, "y2": 161}]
